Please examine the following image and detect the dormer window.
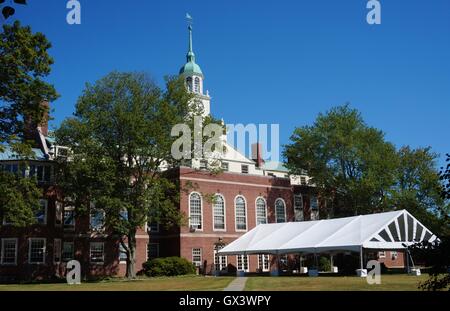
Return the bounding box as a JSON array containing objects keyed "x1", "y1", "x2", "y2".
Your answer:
[
  {"x1": 186, "y1": 77, "x2": 193, "y2": 92},
  {"x1": 194, "y1": 77, "x2": 200, "y2": 93}
]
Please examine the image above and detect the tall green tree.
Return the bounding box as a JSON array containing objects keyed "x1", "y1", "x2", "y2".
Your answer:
[
  {"x1": 391, "y1": 146, "x2": 446, "y2": 235},
  {"x1": 56, "y1": 72, "x2": 222, "y2": 278},
  {"x1": 284, "y1": 104, "x2": 398, "y2": 217},
  {"x1": 0, "y1": 21, "x2": 58, "y2": 151},
  {"x1": 284, "y1": 105, "x2": 445, "y2": 228},
  {"x1": 0, "y1": 21, "x2": 57, "y2": 227}
]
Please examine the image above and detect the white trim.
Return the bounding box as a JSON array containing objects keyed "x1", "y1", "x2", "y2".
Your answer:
[
  {"x1": 1, "y1": 238, "x2": 18, "y2": 265},
  {"x1": 53, "y1": 238, "x2": 62, "y2": 264},
  {"x1": 180, "y1": 176, "x2": 292, "y2": 190},
  {"x1": 212, "y1": 193, "x2": 227, "y2": 232},
  {"x1": 192, "y1": 248, "x2": 202, "y2": 267},
  {"x1": 258, "y1": 254, "x2": 270, "y2": 272},
  {"x1": 119, "y1": 243, "x2": 128, "y2": 264},
  {"x1": 28, "y1": 238, "x2": 46, "y2": 264},
  {"x1": 234, "y1": 195, "x2": 248, "y2": 232},
  {"x1": 403, "y1": 213, "x2": 408, "y2": 241},
  {"x1": 188, "y1": 192, "x2": 203, "y2": 232},
  {"x1": 89, "y1": 242, "x2": 105, "y2": 265},
  {"x1": 236, "y1": 254, "x2": 249, "y2": 272},
  {"x1": 255, "y1": 197, "x2": 268, "y2": 225},
  {"x1": 62, "y1": 242, "x2": 74, "y2": 262},
  {"x1": 89, "y1": 207, "x2": 106, "y2": 232},
  {"x1": 394, "y1": 218, "x2": 402, "y2": 241},
  {"x1": 38, "y1": 199, "x2": 48, "y2": 225},
  {"x1": 294, "y1": 194, "x2": 304, "y2": 221},
  {"x1": 181, "y1": 233, "x2": 242, "y2": 238},
  {"x1": 275, "y1": 198, "x2": 287, "y2": 223}
]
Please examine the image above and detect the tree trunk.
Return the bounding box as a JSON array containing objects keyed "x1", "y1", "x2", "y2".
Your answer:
[{"x1": 126, "y1": 232, "x2": 137, "y2": 279}]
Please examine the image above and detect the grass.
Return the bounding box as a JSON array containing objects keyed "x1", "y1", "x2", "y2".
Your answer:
[
  {"x1": 244, "y1": 274, "x2": 430, "y2": 291},
  {"x1": 0, "y1": 274, "x2": 435, "y2": 291},
  {"x1": 0, "y1": 275, "x2": 235, "y2": 291}
]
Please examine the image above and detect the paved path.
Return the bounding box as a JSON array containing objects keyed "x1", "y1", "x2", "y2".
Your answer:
[{"x1": 223, "y1": 277, "x2": 248, "y2": 291}]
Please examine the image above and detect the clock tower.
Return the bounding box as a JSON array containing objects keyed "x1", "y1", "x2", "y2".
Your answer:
[{"x1": 179, "y1": 22, "x2": 211, "y2": 117}]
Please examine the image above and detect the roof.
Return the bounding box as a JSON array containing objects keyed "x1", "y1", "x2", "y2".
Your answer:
[
  {"x1": 179, "y1": 61, "x2": 203, "y2": 77},
  {"x1": 262, "y1": 161, "x2": 289, "y2": 173},
  {"x1": 0, "y1": 146, "x2": 47, "y2": 161},
  {"x1": 219, "y1": 210, "x2": 437, "y2": 255}
]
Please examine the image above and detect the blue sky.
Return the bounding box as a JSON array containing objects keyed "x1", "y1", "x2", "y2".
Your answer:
[{"x1": 5, "y1": 0, "x2": 450, "y2": 166}]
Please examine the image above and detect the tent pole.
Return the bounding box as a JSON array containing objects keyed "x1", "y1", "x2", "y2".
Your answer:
[
  {"x1": 360, "y1": 247, "x2": 364, "y2": 271},
  {"x1": 330, "y1": 254, "x2": 334, "y2": 271}
]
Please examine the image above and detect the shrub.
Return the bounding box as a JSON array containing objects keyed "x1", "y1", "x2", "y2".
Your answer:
[
  {"x1": 319, "y1": 256, "x2": 331, "y2": 272},
  {"x1": 142, "y1": 257, "x2": 196, "y2": 277}
]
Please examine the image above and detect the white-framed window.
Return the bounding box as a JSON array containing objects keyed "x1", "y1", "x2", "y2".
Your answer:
[
  {"x1": 90, "y1": 207, "x2": 105, "y2": 232},
  {"x1": 148, "y1": 222, "x2": 159, "y2": 233},
  {"x1": 119, "y1": 243, "x2": 128, "y2": 263},
  {"x1": 53, "y1": 239, "x2": 61, "y2": 263},
  {"x1": 55, "y1": 201, "x2": 63, "y2": 226},
  {"x1": 310, "y1": 196, "x2": 319, "y2": 220},
  {"x1": 241, "y1": 165, "x2": 249, "y2": 174},
  {"x1": 194, "y1": 77, "x2": 201, "y2": 93},
  {"x1": 294, "y1": 195, "x2": 304, "y2": 221},
  {"x1": 192, "y1": 248, "x2": 202, "y2": 267},
  {"x1": 214, "y1": 245, "x2": 227, "y2": 271},
  {"x1": 90, "y1": 242, "x2": 104, "y2": 264},
  {"x1": 300, "y1": 176, "x2": 307, "y2": 185},
  {"x1": 199, "y1": 159, "x2": 208, "y2": 170},
  {"x1": 29, "y1": 164, "x2": 52, "y2": 182},
  {"x1": 186, "y1": 77, "x2": 193, "y2": 92},
  {"x1": 64, "y1": 205, "x2": 75, "y2": 230},
  {"x1": 275, "y1": 198, "x2": 286, "y2": 223},
  {"x1": 310, "y1": 196, "x2": 319, "y2": 210},
  {"x1": 213, "y1": 194, "x2": 226, "y2": 231},
  {"x1": 378, "y1": 251, "x2": 386, "y2": 258},
  {"x1": 236, "y1": 255, "x2": 249, "y2": 272},
  {"x1": 235, "y1": 196, "x2": 247, "y2": 231},
  {"x1": 1, "y1": 238, "x2": 18, "y2": 265},
  {"x1": 36, "y1": 199, "x2": 48, "y2": 225},
  {"x1": 147, "y1": 243, "x2": 159, "y2": 260},
  {"x1": 28, "y1": 238, "x2": 46, "y2": 264},
  {"x1": 258, "y1": 254, "x2": 270, "y2": 272},
  {"x1": 221, "y1": 162, "x2": 229, "y2": 171},
  {"x1": 255, "y1": 197, "x2": 267, "y2": 225},
  {"x1": 391, "y1": 251, "x2": 398, "y2": 260},
  {"x1": 62, "y1": 242, "x2": 74, "y2": 262},
  {"x1": 189, "y1": 192, "x2": 202, "y2": 230}
]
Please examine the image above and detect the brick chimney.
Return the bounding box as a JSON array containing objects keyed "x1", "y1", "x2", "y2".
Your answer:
[
  {"x1": 24, "y1": 101, "x2": 49, "y2": 138},
  {"x1": 251, "y1": 143, "x2": 265, "y2": 168}
]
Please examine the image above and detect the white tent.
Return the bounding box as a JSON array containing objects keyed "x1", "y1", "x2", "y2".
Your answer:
[{"x1": 218, "y1": 210, "x2": 437, "y2": 256}]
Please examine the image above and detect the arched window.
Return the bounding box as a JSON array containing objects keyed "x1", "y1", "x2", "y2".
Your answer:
[
  {"x1": 189, "y1": 192, "x2": 202, "y2": 230},
  {"x1": 235, "y1": 196, "x2": 247, "y2": 231},
  {"x1": 275, "y1": 199, "x2": 286, "y2": 223},
  {"x1": 186, "y1": 77, "x2": 193, "y2": 92},
  {"x1": 213, "y1": 194, "x2": 225, "y2": 230},
  {"x1": 194, "y1": 77, "x2": 200, "y2": 93},
  {"x1": 255, "y1": 197, "x2": 267, "y2": 225}
]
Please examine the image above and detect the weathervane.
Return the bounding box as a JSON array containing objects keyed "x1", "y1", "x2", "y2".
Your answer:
[{"x1": 186, "y1": 13, "x2": 193, "y2": 27}]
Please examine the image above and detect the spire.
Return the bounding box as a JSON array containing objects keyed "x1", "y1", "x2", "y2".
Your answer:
[{"x1": 187, "y1": 20, "x2": 195, "y2": 63}]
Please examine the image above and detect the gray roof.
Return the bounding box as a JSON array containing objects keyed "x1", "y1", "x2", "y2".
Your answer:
[{"x1": 0, "y1": 146, "x2": 47, "y2": 161}]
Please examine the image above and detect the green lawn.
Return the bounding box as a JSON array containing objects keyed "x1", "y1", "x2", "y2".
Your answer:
[
  {"x1": 0, "y1": 275, "x2": 234, "y2": 291},
  {"x1": 245, "y1": 274, "x2": 430, "y2": 291},
  {"x1": 0, "y1": 274, "x2": 433, "y2": 291}
]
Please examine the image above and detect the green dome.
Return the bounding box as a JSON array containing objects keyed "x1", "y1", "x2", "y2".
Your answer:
[{"x1": 179, "y1": 60, "x2": 203, "y2": 77}]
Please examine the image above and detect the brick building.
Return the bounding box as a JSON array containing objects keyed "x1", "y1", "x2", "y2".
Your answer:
[{"x1": 0, "y1": 24, "x2": 406, "y2": 282}]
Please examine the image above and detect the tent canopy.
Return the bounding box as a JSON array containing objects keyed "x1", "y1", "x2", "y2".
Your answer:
[{"x1": 218, "y1": 210, "x2": 437, "y2": 255}]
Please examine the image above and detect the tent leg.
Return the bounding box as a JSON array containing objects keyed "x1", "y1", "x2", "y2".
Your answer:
[
  {"x1": 360, "y1": 248, "x2": 364, "y2": 271},
  {"x1": 330, "y1": 254, "x2": 334, "y2": 271}
]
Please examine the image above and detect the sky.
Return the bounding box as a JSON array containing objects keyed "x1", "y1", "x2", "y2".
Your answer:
[{"x1": 3, "y1": 0, "x2": 450, "y2": 166}]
